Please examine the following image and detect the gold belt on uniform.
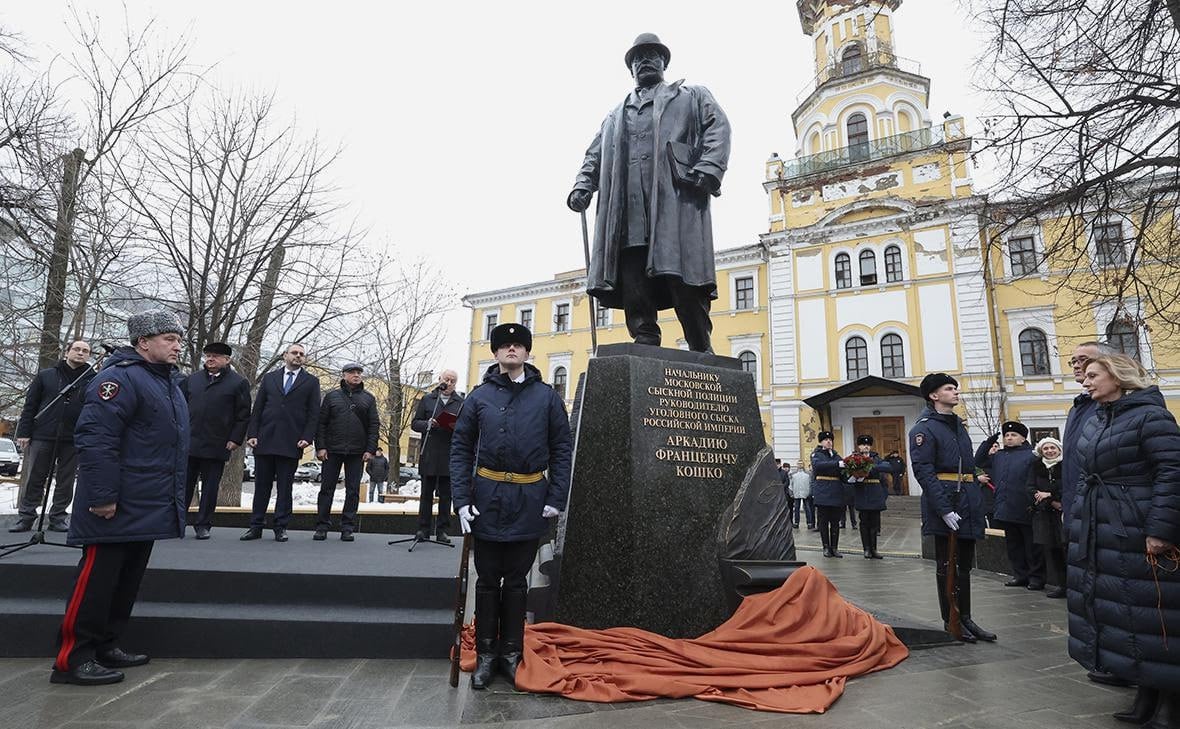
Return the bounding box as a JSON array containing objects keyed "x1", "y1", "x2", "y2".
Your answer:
[
  {"x1": 476, "y1": 467, "x2": 544, "y2": 484},
  {"x1": 936, "y1": 473, "x2": 974, "y2": 482},
  {"x1": 816, "y1": 476, "x2": 839, "y2": 481}
]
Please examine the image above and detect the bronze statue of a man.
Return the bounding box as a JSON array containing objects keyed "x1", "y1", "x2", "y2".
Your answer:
[{"x1": 567, "y1": 33, "x2": 731, "y2": 353}]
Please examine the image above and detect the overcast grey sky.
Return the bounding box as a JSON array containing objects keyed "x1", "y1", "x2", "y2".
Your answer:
[{"x1": 3, "y1": 1, "x2": 992, "y2": 376}]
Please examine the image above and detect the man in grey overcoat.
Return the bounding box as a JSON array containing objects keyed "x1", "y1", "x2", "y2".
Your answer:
[{"x1": 567, "y1": 33, "x2": 731, "y2": 353}]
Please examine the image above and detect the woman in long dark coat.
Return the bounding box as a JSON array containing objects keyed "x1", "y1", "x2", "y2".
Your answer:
[
  {"x1": 1068, "y1": 354, "x2": 1180, "y2": 727},
  {"x1": 1026, "y1": 437, "x2": 1066, "y2": 598}
]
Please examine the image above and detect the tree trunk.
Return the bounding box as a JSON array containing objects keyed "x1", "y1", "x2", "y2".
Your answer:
[
  {"x1": 387, "y1": 357, "x2": 403, "y2": 469},
  {"x1": 218, "y1": 242, "x2": 286, "y2": 506},
  {"x1": 39, "y1": 148, "x2": 84, "y2": 369}
]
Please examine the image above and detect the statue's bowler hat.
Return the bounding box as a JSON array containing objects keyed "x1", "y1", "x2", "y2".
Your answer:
[{"x1": 624, "y1": 33, "x2": 671, "y2": 69}]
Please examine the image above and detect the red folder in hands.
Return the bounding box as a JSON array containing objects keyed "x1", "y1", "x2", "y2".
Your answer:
[{"x1": 434, "y1": 409, "x2": 458, "y2": 432}]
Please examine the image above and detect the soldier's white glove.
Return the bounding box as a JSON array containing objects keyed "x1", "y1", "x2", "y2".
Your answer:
[
  {"x1": 838, "y1": 460, "x2": 845, "y2": 468},
  {"x1": 942, "y1": 512, "x2": 961, "y2": 531},
  {"x1": 542, "y1": 505, "x2": 560, "y2": 518},
  {"x1": 459, "y1": 505, "x2": 479, "y2": 534}
]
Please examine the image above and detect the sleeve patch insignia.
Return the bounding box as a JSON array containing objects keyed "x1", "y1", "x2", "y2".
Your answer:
[
  {"x1": 98, "y1": 382, "x2": 120, "y2": 401},
  {"x1": 913, "y1": 433, "x2": 924, "y2": 447}
]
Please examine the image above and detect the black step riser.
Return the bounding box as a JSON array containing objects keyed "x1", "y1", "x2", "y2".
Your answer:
[{"x1": 0, "y1": 564, "x2": 453, "y2": 608}]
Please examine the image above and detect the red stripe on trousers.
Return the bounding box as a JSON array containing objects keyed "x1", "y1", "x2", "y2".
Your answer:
[{"x1": 55, "y1": 544, "x2": 97, "y2": 671}]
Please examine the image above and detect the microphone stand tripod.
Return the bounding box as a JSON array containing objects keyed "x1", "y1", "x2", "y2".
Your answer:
[
  {"x1": 389, "y1": 387, "x2": 456, "y2": 552},
  {"x1": 1, "y1": 354, "x2": 103, "y2": 559}
]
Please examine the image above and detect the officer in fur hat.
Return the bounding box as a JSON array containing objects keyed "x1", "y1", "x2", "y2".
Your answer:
[
  {"x1": 450, "y1": 323, "x2": 572, "y2": 690},
  {"x1": 567, "y1": 33, "x2": 731, "y2": 353}
]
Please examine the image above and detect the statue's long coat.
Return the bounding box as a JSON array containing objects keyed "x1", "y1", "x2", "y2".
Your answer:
[{"x1": 572, "y1": 80, "x2": 731, "y2": 310}]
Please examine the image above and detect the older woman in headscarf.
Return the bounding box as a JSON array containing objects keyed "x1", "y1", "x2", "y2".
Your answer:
[
  {"x1": 1067, "y1": 354, "x2": 1180, "y2": 727},
  {"x1": 1027, "y1": 436, "x2": 1066, "y2": 598}
]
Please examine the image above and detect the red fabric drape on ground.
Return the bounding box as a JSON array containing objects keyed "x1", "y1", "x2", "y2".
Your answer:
[{"x1": 457, "y1": 565, "x2": 908, "y2": 713}]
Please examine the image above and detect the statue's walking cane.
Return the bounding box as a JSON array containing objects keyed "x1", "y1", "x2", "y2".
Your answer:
[{"x1": 580, "y1": 210, "x2": 598, "y2": 354}]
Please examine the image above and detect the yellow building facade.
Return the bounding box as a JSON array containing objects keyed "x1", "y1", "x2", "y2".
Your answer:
[{"x1": 463, "y1": 0, "x2": 1179, "y2": 494}]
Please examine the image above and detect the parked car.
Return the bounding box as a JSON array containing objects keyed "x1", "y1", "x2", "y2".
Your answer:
[
  {"x1": 243, "y1": 455, "x2": 255, "y2": 481},
  {"x1": 0, "y1": 438, "x2": 20, "y2": 477},
  {"x1": 295, "y1": 461, "x2": 321, "y2": 482},
  {"x1": 398, "y1": 466, "x2": 420, "y2": 488}
]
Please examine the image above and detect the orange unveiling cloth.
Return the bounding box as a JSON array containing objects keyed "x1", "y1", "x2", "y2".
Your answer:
[{"x1": 457, "y1": 565, "x2": 908, "y2": 713}]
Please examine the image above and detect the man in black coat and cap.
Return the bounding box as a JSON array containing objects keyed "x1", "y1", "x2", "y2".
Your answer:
[
  {"x1": 180, "y1": 342, "x2": 251, "y2": 540},
  {"x1": 313, "y1": 362, "x2": 380, "y2": 541},
  {"x1": 567, "y1": 33, "x2": 731, "y2": 353},
  {"x1": 410, "y1": 369, "x2": 464, "y2": 543}
]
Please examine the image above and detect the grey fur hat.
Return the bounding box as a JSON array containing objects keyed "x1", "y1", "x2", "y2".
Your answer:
[{"x1": 127, "y1": 309, "x2": 184, "y2": 344}]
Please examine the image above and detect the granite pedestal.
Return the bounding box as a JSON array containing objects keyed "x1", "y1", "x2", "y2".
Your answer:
[{"x1": 549, "y1": 343, "x2": 795, "y2": 638}]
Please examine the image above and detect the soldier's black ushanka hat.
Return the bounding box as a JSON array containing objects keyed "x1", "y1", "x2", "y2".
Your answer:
[
  {"x1": 818, "y1": 430, "x2": 834, "y2": 442},
  {"x1": 1001, "y1": 421, "x2": 1029, "y2": 438},
  {"x1": 857, "y1": 435, "x2": 874, "y2": 446},
  {"x1": 489, "y1": 323, "x2": 532, "y2": 353}
]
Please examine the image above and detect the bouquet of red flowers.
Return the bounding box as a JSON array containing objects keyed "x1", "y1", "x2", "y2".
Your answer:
[{"x1": 841, "y1": 453, "x2": 875, "y2": 481}]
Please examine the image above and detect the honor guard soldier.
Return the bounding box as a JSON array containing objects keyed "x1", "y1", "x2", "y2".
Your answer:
[
  {"x1": 52, "y1": 310, "x2": 188, "y2": 685},
  {"x1": 911, "y1": 373, "x2": 996, "y2": 643},
  {"x1": 450, "y1": 323, "x2": 572, "y2": 690},
  {"x1": 810, "y1": 431, "x2": 846, "y2": 558},
  {"x1": 851, "y1": 435, "x2": 893, "y2": 559}
]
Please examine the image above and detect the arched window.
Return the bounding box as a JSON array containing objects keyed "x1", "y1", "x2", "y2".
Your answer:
[
  {"x1": 1018, "y1": 328, "x2": 1051, "y2": 375},
  {"x1": 737, "y1": 350, "x2": 757, "y2": 375},
  {"x1": 881, "y1": 334, "x2": 905, "y2": 378},
  {"x1": 884, "y1": 245, "x2": 903, "y2": 282},
  {"x1": 841, "y1": 44, "x2": 863, "y2": 76},
  {"x1": 847, "y1": 113, "x2": 869, "y2": 161},
  {"x1": 552, "y1": 366, "x2": 568, "y2": 398},
  {"x1": 845, "y1": 337, "x2": 869, "y2": 379},
  {"x1": 859, "y1": 249, "x2": 877, "y2": 286},
  {"x1": 1106, "y1": 320, "x2": 1141, "y2": 360},
  {"x1": 835, "y1": 253, "x2": 852, "y2": 289}
]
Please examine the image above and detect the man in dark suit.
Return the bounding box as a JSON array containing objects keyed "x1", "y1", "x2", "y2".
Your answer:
[
  {"x1": 180, "y1": 342, "x2": 251, "y2": 540},
  {"x1": 241, "y1": 343, "x2": 320, "y2": 542},
  {"x1": 410, "y1": 369, "x2": 463, "y2": 544}
]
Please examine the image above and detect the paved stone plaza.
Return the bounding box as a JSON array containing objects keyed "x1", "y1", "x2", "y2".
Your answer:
[{"x1": 0, "y1": 517, "x2": 1134, "y2": 729}]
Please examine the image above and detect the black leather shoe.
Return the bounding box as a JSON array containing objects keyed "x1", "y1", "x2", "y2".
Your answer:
[
  {"x1": 471, "y1": 653, "x2": 497, "y2": 690},
  {"x1": 1004, "y1": 578, "x2": 1028, "y2": 587},
  {"x1": 1045, "y1": 586, "x2": 1066, "y2": 598},
  {"x1": 50, "y1": 660, "x2": 124, "y2": 685},
  {"x1": 414, "y1": 530, "x2": 429, "y2": 542},
  {"x1": 864, "y1": 551, "x2": 873, "y2": 559},
  {"x1": 831, "y1": 550, "x2": 843, "y2": 558},
  {"x1": 274, "y1": 529, "x2": 288, "y2": 542},
  {"x1": 95, "y1": 647, "x2": 149, "y2": 668},
  {"x1": 240, "y1": 528, "x2": 263, "y2": 541},
  {"x1": 1088, "y1": 671, "x2": 1134, "y2": 687},
  {"x1": 194, "y1": 527, "x2": 210, "y2": 540},
  {"x1": 48, "y1": 521, "x2": 70, "y2": 532},
  {"x1": 497, "y1": 652, "x2": 522, "y2": 684},
  {"x1": 946, "y1": 622, "x2": 978, "y2": 643},
  {"x1": 313, "y1": 529, "x2": 327, "y2": 541},
  {"x1": 435, "y1": 530, "x2": 452, "y2": 544},
  {"x1": 822, "y1": 548, "x2": 833, "y2": 558},
  {"x1": 1113, "y1": 686, "x2": 1159, "y2": 724},
  {"x1": 1027, "y1": 583, "x2": 1045, "y2": 591},
  {"x1": 871, "y1": 552, "x2": 884, "y2": 560},
  {"x1": 340, "y1": 531, "x2": 355, "y2": 542},
  {"x1": 961, "y1": 618, "x2": 997, "y2": 642},
  {"x1": 8, "y1": 519, "x2": 33, "y2": 533}
]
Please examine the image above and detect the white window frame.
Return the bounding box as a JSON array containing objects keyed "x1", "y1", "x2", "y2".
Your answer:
[
  {"x1": 1093, "y1": 298, "x2": 1153, "y2": 369},
  {"x1": 594, "y1": 305, "x2": 612, "y2": 328},
  {"x1": 1001, "y1": 228, "x2": 1044, "y2": 279},
  {"x1": 882, "y1": 241, "x2": 906, "y2": 283},
  {"x1": 1090, "y1": 218, "x2": 1132, "y2": 270},
  {"x1": 547, "y1": 352, "x2": 573, "y2": 401},
  {"x1": 877, "y1": 329, "x2": 908, "y2": 379},
  {"x1": 728, "y1": 333, "x2": 764, "y2": 390},
  {"x1": 516, "y1": 304, "x2": 535, "y2": 332},
  {"x1": 1005, "y1": 306, "x2": 1062, "y2": 383},
  {"x1": 483, "y1": 311, "x2": 499, "y2": 340},
  {"x1": 551, "y1": 299, "x2": 572, "y2": 333},
  {"x1": 838, "y1": 330, "x2": 872, "y2": 381},
  {"x1": 728, "y1": 270, "x2": 759, "y2": 312}
]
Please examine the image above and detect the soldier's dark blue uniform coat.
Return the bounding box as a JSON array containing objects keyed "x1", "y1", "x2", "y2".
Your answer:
[
  {"x1": 450, "y1": 363, "x2": 573, "y2": 543},
  {"x1": 910, "y1": 406, "x2": 984, "y2": 540},
  {"x1": 68, "y1": 348, "x2": 189, "y2": 546},
  {"x1": 810, "y1": 446, "x2": 845, "y2": 508},
  {"x1": 852, "y1": 452, "x2": 893, "y2": 512},
  {"x1": 976, "y1": 442, "x2": 1036, "y2": 524}
]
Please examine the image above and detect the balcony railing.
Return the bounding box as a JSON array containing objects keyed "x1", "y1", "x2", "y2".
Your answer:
[
  {"x1": 779, "y1": 127, "x2": 944, "y2": 181},
  {"x1": 796, "y1": 44, "x2": 923, "y2": 103}
]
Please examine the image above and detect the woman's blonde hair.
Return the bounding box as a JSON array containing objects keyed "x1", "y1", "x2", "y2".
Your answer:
[{"x1": 1087, "y1": 354, "x2": 1153, "y2": 391}]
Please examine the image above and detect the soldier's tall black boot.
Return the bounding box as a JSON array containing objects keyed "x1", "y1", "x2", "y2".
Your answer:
[
  {"x1": 1113, "y1": 686, "x2": 1159, "y2": 724},
  {"x1": 497, "y1": 588, "x2": 528, "y2": 687},
  {"x1": 936, "y1": 570, "x2": 975, "y2": 643},
  {"x1": 957, "y1": 571, "x2": 997, "y2": 642},
  {"x1": 860, "y1": 522, "x2": 872, "y2": 558},
  {"x1": 471, "y1": 586, "x2": 499, "y2": 690},
  {"x1": 870, "y1": 528, "x2": 884, "y2": 559},
  {"x1": 1144, "y1": 689, "x2": 1178, "y2": 729}
]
